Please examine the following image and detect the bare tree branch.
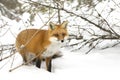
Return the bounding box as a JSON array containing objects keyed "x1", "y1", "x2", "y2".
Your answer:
[
  {"x1": 0, "y1": 3, "x2": 21, "y2": 21},
  {"x1": 28, "y1": 1, "x2": 113, "y2": 35}
]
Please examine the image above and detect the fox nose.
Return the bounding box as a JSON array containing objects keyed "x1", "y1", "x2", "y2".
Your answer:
[{"x1": 61, "y1": 40, "x2": 64, "y2": 43}]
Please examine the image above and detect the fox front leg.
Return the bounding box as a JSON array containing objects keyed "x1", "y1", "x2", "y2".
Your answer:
[
  {"x1": 45, "y1": 57, "x2": 52, "y2": 72},
  {"x1": 36, "y1": 58, "x2": 41, "y2": 68}
]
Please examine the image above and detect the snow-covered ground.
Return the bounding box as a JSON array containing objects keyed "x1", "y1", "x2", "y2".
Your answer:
[{"x1": 0, "y1": 47, "x2": 120, "y2": 80}]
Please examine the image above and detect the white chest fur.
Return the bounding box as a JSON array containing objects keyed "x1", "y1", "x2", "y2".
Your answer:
[{"x1": 42, "y1": 42, "x2": 62, "y2": 58}]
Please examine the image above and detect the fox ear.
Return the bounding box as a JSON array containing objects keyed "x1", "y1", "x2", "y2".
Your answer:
[
  {"x1": 61, "y1": 21, "x2": 68, "y2": 29},
  {"x1": 49, "y1": 22, "x2": 55, "y2": 30}
]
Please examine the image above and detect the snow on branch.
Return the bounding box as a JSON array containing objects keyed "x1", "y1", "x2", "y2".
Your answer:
[{"x1": 0, "y1": 3, "x2": 21, "y2": 21}]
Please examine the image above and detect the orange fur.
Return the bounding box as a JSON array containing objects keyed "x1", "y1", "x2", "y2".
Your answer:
[{"x1": 15, "y1": 21, "x2": 68, "y2": 72}]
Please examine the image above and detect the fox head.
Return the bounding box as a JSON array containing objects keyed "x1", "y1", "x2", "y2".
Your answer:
[{"x1": 48, "y1": 21, "x2": 69, "y2": 43}]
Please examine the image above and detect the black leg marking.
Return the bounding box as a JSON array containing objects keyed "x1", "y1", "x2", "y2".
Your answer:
[
  {"x1": 48, "y1": 59, "x2": 52, "y2": 72},
  {"x1": 36, "y1": 58, "x2": 41, "y2": 68},
  {"x1": 22, "y1": 54, "x2": 27, "y2": 63}
]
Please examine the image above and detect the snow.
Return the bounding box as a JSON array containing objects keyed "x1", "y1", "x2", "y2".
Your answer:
[
  {"x1": 1, "y1": 47, "x2": 120, "y2": 80},
  {"x1": 1, "y1": 0, "x2": 120, "y2": 80}
]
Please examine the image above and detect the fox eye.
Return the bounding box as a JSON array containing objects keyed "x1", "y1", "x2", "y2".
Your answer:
[{"x1": 53, "y1": 34, "x2": 59, "y2": 37}]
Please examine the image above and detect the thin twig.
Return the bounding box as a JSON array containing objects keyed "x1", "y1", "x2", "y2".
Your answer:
[
  {"x1": 95, "y1": 9, "x2": 120, "y2": 38},
  {"x1": 111, "y1": 0, "x2": 120, "y2": 9},
  {"x1": 57, "y1": 3, "x2": 61, "y2": 24},
  {"x1": 0, "y1": 59, "x2": 10, "y2": 70},
  {"x1": 85, "y1": 40, "x2": 101, "y2": 54},
  {"x1": 10, "y1": 50, "x2": 16, "y2": 69},
  {"x1": 9, "y1": 49, "x2": 46, "y2": 72},
  {"x1": 16, "y1": 12, "x2": 57, "y2": 49},
  {"x1": 0, "y1": 51, "x2": 16, "y2": 61},
  {"x1": 27, "y1": 1, "x2": 112, "y2": 34}
]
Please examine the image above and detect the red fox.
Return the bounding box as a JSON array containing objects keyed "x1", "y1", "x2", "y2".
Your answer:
[{"x1": 15, "y1": 21, "x2": 68, "y2": 72}]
